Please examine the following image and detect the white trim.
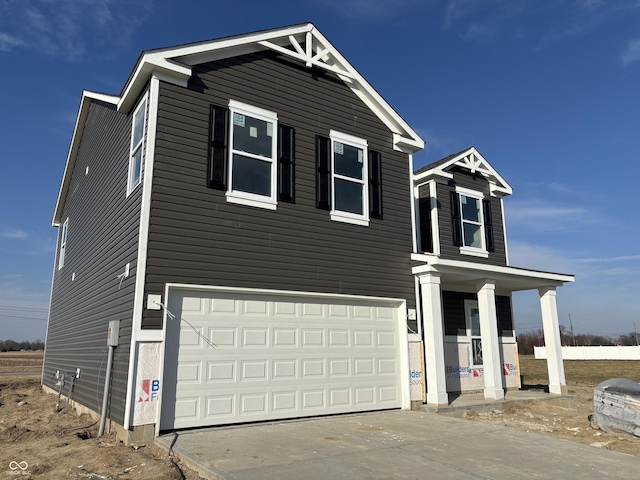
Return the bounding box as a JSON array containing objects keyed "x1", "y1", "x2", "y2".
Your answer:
[
  {"x1": 117, "y1": 23, "x2": 423, "y2": 152},
  {"x1": 165, "y1": 283, "x2": 407, "y2": 304},
  {"x1": 501, "y1": 197, "x2": 510, "y2": 266},
  {"x1": 58, "y1": 218, "x2": 68, "y2": 270},
  {"x1": 228, "y1": 99, "x2": 278, "y2": 120},
  {"x1": 455, "y1": 185, "x2": 484, "y2": 198},
  {"x1": 464, "y1": 299, "x2": 483, "y2": 367},
  {"x1": 124, "y1": 76, "x2": 160, "y2": 430},
  {"x1": 459, "y1": 246, "x2": 489, "y2": 258},
  {"x1": 408, "y1": 154, "x2": 418, "y2": 253},
  {"x1": 411, "y1": 254, "x2": 575, "y2": 284},
  {"x1": 429, "y1": 180, "x2": 440, "y2": 256},
  {"x1": 127, "y1": 95, "x2": 148, "y2": 196},
  {"x1": 226, "y1": 100, "x2": 278, "y2": 210},
  {"x1": 413, "y1": 147, "x2": 512, "y2": 196},
  {"x1": 456, "y1": 187, "x2": 487, "y2": 253},
  {"x1": 329, "y1": 130, "x2": 369, "y2": 226},
  {"x1": 53, "y1": 91, "x2": 120, "y2": 226}
]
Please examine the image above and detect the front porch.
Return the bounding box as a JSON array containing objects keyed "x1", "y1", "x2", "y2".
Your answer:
[{"x1": 413, "y1": 253, "x2": 575, "y2": 406}]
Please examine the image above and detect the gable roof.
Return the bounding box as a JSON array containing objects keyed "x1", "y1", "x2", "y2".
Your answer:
[
  {"x1": 413, "y1": 146, "x2": 512, "y2": 197},
  {"x1": 119, "y1": 22, "x2": 423, "y2": 152},
  {"x1": 53, "y1": 91, "x2": 119, "y2": 226},
  {"x1": 53, "y1": 23, "x2": 425, "y2": 226}
]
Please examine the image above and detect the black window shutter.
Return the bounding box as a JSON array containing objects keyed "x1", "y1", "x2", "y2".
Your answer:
[
  {"x1": 419, "y1": 195, "x2": 433, "y2": 253},
  {"x1": 450, "y1": 191, "x2": 463, "y2": 246},
  {"x1": 483, "y1": 199, "x2": 495, "y2": 252},
  {"x1": 368, "y1": 150, "x2": 382, "y2": 219},
  {"x1": 316, "y1": 135, "x2": 331, "y2": 210},
  {"x1": 207, "y1": 105, "x2": 228, "y2": 190},
  {"x1": 278, "y1": 124, "x2": 295, "y2": 203}
]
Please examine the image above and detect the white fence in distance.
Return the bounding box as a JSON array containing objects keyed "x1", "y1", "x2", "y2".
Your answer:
[{"x1": 534, "y1": 345, "x2": 640, "y2": 360}]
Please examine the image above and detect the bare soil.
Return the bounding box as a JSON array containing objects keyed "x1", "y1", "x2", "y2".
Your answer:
[
  {"x1": 463, "y1": 357, "x2": 640, "y2": 456},
  {"x1": 0, "y1": 352, "x2": 203, "y2": 479}
]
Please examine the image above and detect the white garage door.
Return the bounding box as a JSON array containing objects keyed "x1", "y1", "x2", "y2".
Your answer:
[{"x1": 160, "y1": 289, "x2": 405, "y2": 430}]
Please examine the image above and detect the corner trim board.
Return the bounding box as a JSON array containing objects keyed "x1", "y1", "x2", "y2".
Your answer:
[{"x1": 124, "y1": 76, "x2": 160, "y2": 431}]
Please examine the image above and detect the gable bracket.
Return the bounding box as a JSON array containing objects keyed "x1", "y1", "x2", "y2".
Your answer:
[{"x1": 258, "y1": 33, "x2": 353, "y2": 79}]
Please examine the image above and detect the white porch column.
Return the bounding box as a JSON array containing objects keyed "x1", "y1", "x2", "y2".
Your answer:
[
  {"x1": 539, "y1": 286, "x2": 568, "y2": 395},
  {"x1": 419, "y1": 273, "x2": 448, "y2": 405},
  {"x1": 477, "y1": 280, "x2": 504, "y2": 400}
]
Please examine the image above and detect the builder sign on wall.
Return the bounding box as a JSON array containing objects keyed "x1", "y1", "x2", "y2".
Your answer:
[{"x1": 133, "y1": 342, "x2": 161, "y2": 425}]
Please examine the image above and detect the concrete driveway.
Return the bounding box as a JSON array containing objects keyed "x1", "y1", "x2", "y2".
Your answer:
[{"x1": 156, "y1": 410, "x2": 640, "y2": 479}]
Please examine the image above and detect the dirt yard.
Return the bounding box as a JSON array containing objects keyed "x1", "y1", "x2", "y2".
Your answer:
[
  {"x1": 463, "y1": 357, "x2": 640, "y2": 456},
  {"x1": 0, "y1": 352, "x2": 203, "y2": 479},
  {"x1": 1, "y1": 352, "x2": 639, "y2": 479}
]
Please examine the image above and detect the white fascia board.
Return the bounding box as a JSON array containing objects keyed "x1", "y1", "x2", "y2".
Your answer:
[
  {"x1": 118, "y1": 58, "x2": 191, "y2": 113},
  {"x1": 413, "y1": 147, "x2": 512, "y2": 195},
  {"x1": 52, "y1": 91, "x2": 120, "y2": 226},
  {"x1": 411, "y1": 253, "x2": 575, "y2": 284},
  {"x1": 116, "y1": 23, "x2": 424, "y2": 153},
  {"x1": 166, "y1": 283, "x2": 407, "y2": 306}
]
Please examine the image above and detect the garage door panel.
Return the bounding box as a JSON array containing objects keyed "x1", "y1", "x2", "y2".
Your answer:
[
  {"x1": 162, "y1": 291, "x2": 403, "y2": 430},
  {"x1": 301, "y1": 329, "x2": 324, "y2": 346},
  {"x1": 209, "y1": 327, "x2": 237, "y2": 347},
  {"x1": 273, "y1": 328, "x2": 297, "y2": 347},
  {"x1": 207, "y1": 361, "x2": 235, "y2": 382}
]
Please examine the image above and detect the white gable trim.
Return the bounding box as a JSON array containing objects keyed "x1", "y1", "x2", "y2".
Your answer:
[
  {"x1": 414, "y1": 147, "x2": 512, "y2": 196},
  {"x1": 52, "y1": 91, "x2": 120, "y2": 226},
  {"x1": 117, "y1": 23, "x2": 424, "y2": 153}
]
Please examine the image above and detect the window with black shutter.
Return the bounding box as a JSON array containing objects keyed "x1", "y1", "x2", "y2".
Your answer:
[{"x1": 207, "y1": 101, "x2": 295, "y2": 211}]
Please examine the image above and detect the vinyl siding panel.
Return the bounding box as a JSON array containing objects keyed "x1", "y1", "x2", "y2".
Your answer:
[
  {"x1": 144, "y1": 51, "x2": 415, "y2": 330},
  {"x1": 43, "y1": 99, "x2": 143, "y2": 426},
  {"x1": 442, "y1": 291, "x2": 513, "y2": 336},
  {"x1": 436, "y1": 169, "x2": 507, "y2": 266}
]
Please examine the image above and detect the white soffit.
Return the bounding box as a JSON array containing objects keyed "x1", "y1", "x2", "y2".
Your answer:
[
  {"x1": 52, "y1": 91, "x2": 120, "y2": 226},
  {"x1": 414, "y1": 147, "x2": 512, "y2": 196},
  {"x1": 118, "y1": 23, "x2": 424, "y2": 152}
]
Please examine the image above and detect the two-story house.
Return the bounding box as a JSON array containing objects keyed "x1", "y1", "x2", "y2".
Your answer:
[
  {"x1": 43, "y1": 23, "x2": 573, "y2": 444},
  {"x1": 43, "y1": 23, "x2": 424, "y2": 443}
]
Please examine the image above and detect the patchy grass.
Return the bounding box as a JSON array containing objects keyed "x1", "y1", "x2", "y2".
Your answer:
[{"x1": 519, "y1": 356, "x2": 640, "y2": 386}]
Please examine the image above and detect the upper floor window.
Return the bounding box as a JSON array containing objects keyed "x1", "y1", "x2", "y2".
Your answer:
[
  {"x1": 315, "y1": 132, "x2": 382, "y2": 226},
  {"x1": 58, "y1": 218, "x2": 68, "y2": 270},
  {"x1": 451, "y1": 186, "x2": 493, "y2": 257},
  {"x1": 329, "y1": 131, "x2": 369, "y2": 226},
  {"x1": 226, "y1": 100, "x2": 278, "y2": 210},
  {"x1": 127, "y1": 98, "x2": 147, "y2": 196}
]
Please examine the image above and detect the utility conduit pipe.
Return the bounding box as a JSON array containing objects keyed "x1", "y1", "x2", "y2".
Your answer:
[{"x1": 98, "y1": 320, "x2": 119, "y2": 437}]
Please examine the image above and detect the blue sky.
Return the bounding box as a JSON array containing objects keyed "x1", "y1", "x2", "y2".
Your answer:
[{"x1": 1, "y1": 0, "x2": 638, "y2": 341}]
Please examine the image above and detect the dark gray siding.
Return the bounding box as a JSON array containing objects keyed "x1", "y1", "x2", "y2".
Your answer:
[
  {"x1": 143, "y1": 51, "x2": 416, "y2": 330},
  {"x1": 442, "y1": 291, "x2": 513, "y2": 336},
  {"x1": 436, "y1": 169, "x2": 507, "y2": 265},
  {"x1": 43, "y1": 99, "x2": 142, "y2": 426}
]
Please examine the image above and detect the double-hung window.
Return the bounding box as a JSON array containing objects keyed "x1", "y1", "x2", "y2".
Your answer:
[
  {"x1": 58, "y1": 218, "x2": 68, "y2": 270},
  {"x1": 226, "y1": 100, "x2": 278, "y2": 210},
  {"x1": 127, "y1": 98, "x2": 147, "y2": 195},
  {"x1": 330, "y1": 130, "x2": 369, "y2": 226},
  {"x1": 455, "y1": 187, "x2": 487, "y2": 257}
]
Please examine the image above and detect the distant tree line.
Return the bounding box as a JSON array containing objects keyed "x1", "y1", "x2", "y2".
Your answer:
[
  {"x1": 517, "y1": 326, "x2": 640, "y2": 355},
  {"x1": 0, "y1": 339, "x2": 45, "y2": 352}
]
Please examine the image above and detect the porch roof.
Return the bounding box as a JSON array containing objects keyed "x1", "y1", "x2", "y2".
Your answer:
[{"x1": 411, "y1": 254, "x2": 574, "y2": 293}]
